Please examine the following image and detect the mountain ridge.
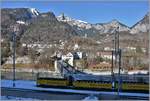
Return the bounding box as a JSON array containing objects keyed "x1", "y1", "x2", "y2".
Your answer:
[
  {"x1": 1, "y1": 8, "x2": 149, "y2": 44},
  {"x1": 57, "y1": 13, "x2": 148, "y2": 35}
]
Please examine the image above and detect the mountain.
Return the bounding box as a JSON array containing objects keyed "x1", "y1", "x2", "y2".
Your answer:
[
  {"x1": 57, "y1": 14, "x2": 93, "y2": 37},
  {"x1": 57, "y1": 13, "x2": 149, "y2": 49},
  {"x1": 57, "y1": 14, "x2": 130, "y2": 38},
  {"x1": 1, "y1": 8, "x2": 149, "y2": 47},
  {"x1": 57, "y1": 14, "x2": 91, "y2": 29},
  {"x1": 20, "y1": 12, "x2": 78, "y2": 44},
  {"x1": 1, "y1": 8, "x2": 39, "y2": 24},
  {"x1": 1, "y1": 8, "x2": 40, "y2": 22},
  {"x1": 130, "y1": 12, "x2": 149, "y2": 34},
  {"x1": 1, "y1": 8, "x2": 40, "y2": 40},
  {"x1": 94, "y1": 19, "x2": 130, "y2": 35},
  {"x1": 1, "y1": 8, "x2": 77, "y2": 44}
]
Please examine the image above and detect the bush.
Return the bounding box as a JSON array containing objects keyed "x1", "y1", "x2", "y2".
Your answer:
[{"x1": 1, "y1": 41, "x2": 11, "y2": 65}]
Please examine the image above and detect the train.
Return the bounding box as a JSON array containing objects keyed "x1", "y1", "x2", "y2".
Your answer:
[{"x1": 36, "y1": 76, "x2": 149, "y2": 93}]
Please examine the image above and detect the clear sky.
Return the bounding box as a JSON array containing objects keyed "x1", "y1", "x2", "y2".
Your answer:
[{"x1": 1, "y1": 1, "x2": 149, "y2": 27}]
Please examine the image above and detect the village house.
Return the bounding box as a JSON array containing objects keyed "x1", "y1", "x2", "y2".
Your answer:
[
  {"x1": 89, "y1": 62, "x2": 112, "y2": 71},
  {"x1": 104, "y1": 47, "x2": 114, "y2": 51},
  {"x1": 54, "y1": 51, "x2": 87, "y2": 70},
  {"x1": 96, "y1": 51, "x2": 115, "y2": 60},
  {"x1": 62, "y1": 52, "x2": 74, "y2": 66},
  {"x1": 73, "y1": 52, "x2": 88, "y2": 70}
]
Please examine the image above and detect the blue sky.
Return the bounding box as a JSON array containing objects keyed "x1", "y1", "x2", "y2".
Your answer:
[{"x1": 1, "y1": 1, "x2": 149, "y2": 27}]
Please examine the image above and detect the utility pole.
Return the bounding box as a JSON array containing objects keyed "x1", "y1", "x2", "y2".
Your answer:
[
  {"x1": 112, "y1": 26, "x2": 122, "y2": 96},
  {"x1": 118, "y1": 49, "x2": 122, "y2": 94},
  {"x1": 111, "y1": 50, "x2": 115, "y2": 90},
  {"x1": 12, "y1": 26, "x2": 19, "y2": 87},
  {"x1": 117, "y1": 26, "x2": 122, "y2": 96},
  {"x1": 115, "y1": 26, "x2": 122, "y2": 96},
  {"x1": 113, "y1": 27, "x2": 118, "y2": 91}
]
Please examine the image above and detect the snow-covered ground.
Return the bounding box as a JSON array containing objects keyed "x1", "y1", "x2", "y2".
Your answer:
[
  {"x1": 128, "y1": 70, "x2": 149, "y2": 75},
  {"x1": 1, "y1": 95, "x2": 98, "y2": 101},
  {"x1": 84, "y1": 69, "x2": 124, "y2": 75},
  {"x1": 84, "y1": 69, "x2": 149, "y2": 75},
  {"x1": 1, "y1": 80, "x2": 149, "y2": 98},
  {"x1": 1, "y1": 96, "x2": 37, "y2": 100},
  {"x1": 82, "y1": 94, "x2": 98, "y2": 101}
]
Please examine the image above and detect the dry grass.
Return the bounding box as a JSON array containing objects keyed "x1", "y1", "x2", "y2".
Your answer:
[
  {"x1": 2, "y1": 63, "x2": 55, "y2": 70},
  {"x1": 2, "y1": 63, "x2": 33, "y2": 69}
]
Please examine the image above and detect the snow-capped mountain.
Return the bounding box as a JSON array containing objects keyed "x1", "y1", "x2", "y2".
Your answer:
[
  {"x1": 16, "y1": 8, "x2": 40, "y2": 25},
  {"x1": 130, "y1": 13, "x2": 149, "y2": 34},
  {"x1": 1, "y1": 8, "x2": 149, "y2": 44},
  {"x1": 57, "y1": 14, "x2": 130, "y2": 36},
  {"x1": 1, "y1": 8, "x2": 41, "y2": 40},
  {"x1": 57, "y1": 14, "x2": 92, "y2": 29},
  {"x1": 28, "y1": 8, "x2": 40, "y2": 17},
  {"x1": 1, "y1": 8, "x2": 40, "y2": 22}
]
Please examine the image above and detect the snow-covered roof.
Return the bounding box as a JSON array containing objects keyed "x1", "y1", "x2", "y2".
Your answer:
[{"x1": 16, "y1": 20, "x2": 25, "y2": 24}]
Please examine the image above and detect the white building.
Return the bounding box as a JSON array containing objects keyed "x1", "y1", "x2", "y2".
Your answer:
[
  {"x1": 104, "y1": 47, "x2": 114, "y2": 51},
  {"x1": 126, "y1": 46, "x2": 136, "y2": 51},
  {"x1": 1, "y1": 38, "x2": 4, "y2": 42},
  {"x1": 55, "y1": 51, "x2": 87, "y2": 67},
  {"x1": 62, "y1": 52, "x2": 74, "y2": 66},
  {"x1": 141, "y1": 48, "x2": 146, "y2": 53},
  {"x1": 97, "y1": 51, "x2": 115, "y2": 60},
  {"x1": 73, "y1": 44, "x2": 79, "y2": 50},
  {"x1": 5, "y1": 56, "x2": 31, "y2": 64},
  {"x1": 76, "y1": 52, "x2": 83, "y2": 59}
]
